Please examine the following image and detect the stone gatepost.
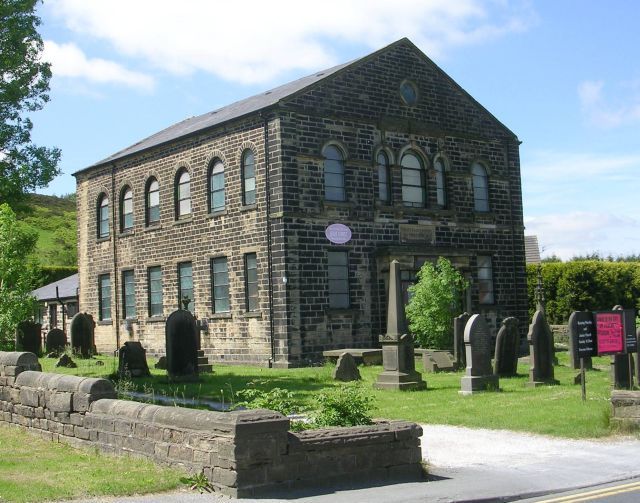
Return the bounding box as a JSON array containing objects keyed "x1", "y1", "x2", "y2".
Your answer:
[{"x1": 374, "y1": 260, "x2": 426, "y2": 391}]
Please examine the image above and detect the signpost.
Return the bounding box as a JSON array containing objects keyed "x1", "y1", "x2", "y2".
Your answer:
[{"x1": 569, "y1": 311, "x2": 596, "y2": 401}]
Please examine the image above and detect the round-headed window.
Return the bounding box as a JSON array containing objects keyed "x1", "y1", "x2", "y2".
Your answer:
[{"x1": 400, "y1": 80, "x2": 418, "y2": 106}]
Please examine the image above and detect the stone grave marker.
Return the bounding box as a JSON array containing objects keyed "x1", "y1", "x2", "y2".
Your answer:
[
  {"x1": 70, "y1": 313, "x2": 95, "y2": 358},
  {"x1": 610, "y1": 305, "x2": 633, "y2": 389},
  {"x1": 15, "y1": 321, "x2": 42, "y2": 354},
  {"x1": 56, "y1": 354, "x2": 77, "y2": 368},
  {"x1": 155, "y1": 356, "x2": 167, "y2": 369},
  {"x1": 568, "y1": 311, "x2": 593, "y2": 370},
  {"x1": 118, "y1": 341, "x2": 151, "y2": 377},
  {"x1": 332, "y1": 352, "x2": 361, "y2": 382},
  {"x1": 45, "y1": 328, "x2": 66, "y2": 355},
  {"x1": 527, "y1": 310, "x2": 558, "y2": 387},
  {"x1": 493, "y1": 317, "x2": 519, "y2": 377},
  {"x1": 420, "y1": 350, "x2": 456, "y2": 373},
  {"x1": 460, "y1": 314, "x2": 499, "y2": 394},
  {"x1": 374, "y1": 260, "x2": 426, "y2": 390},
  {"x1": 453, "y1": 312, "x2": 470, "y2": 369},
  {"x1": 165, "y1": 309, "x2": 199, "y2": 380}
]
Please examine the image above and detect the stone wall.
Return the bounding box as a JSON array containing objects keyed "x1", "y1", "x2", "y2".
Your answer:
[
  {"x1": 0, "y1": 352, "x2": 423, "y2": 497},
  {"x1": 610, "y1": 390, "x2": 640, "y2": 428}
]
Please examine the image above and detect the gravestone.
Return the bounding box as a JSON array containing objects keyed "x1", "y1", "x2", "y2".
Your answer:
[
  {"x1": 567, "y1": 311, "x2": 593, "y2": 370},
  {"x1": 421, "y1": 350, "x2": 456, "y2": 373},
  {"x1": 45, "y1": 328, "x2": 66, "y2": 354},
  {"x1": 15, "y1": 321, "x2": 42, "y2": 354},
  {"x1": 56, "y1": 354, "x2": 77, "y2": 368},
  {"x1": 155, "y1": 356, "x2": 167, "y2": 369},
  {"x1": 527, "y1": 310, "x2": 558, "y2": 387},
  {"x1": 332, "y1": 352, "x2": 361, "y2": 382},
  {"x1": 165, "y1": 309, "x2": 199, "y2": 380},
  {"x1": 493, "y1": 317, "x2": 519, "y2": 377},
  {"x1": 460, "y1": 315, "x2": 499, "y2": 394},
  {"x1": 70, "y1": 312, "x2": 95, "y2": 358},
  {"x1": 453, "y1": 312, "x2": 470, "y2": 369},
  {"x1": 611, "y1": 305, "x2": 632, "y2": 389},
  {"x1": 374, "y1": 260, "x2": 426, "y2": 390},
  {"x1": 118, "y1": 341, "x2": 151, "y2": 377}
]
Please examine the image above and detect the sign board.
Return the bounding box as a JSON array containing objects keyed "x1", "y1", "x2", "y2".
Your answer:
[
  {"x1": 325, "y1": 223, "x2": 352, "y2": 244},
  {"x1": 595, "y1": 311, "x2": 625, "y2": 355},
  {"x1": 623, "y1": 309, "x2": 638, "y2": 353},
  {"x1": 569, "y1": 311, "x2": 597, "y2": 358}
]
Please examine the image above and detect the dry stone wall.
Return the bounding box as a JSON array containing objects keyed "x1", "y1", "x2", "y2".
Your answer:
[{"x1": 0, "y1": 352, "x2": 423, "y2": 497}]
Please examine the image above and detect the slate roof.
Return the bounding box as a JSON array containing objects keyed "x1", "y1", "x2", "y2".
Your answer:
[
  {"x1": 524, "y1": 235, "x2": 541, "y2": 264},
  {"x1": 31, "y1": 273, "x2": 79, "y2": 301}
]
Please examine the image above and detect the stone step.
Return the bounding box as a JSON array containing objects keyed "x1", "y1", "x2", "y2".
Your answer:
[
  {"x1": 197, "y1": 350, "x2": 205, "y2": 357},
  {"x1": 198, "y1": 364, "x2": 213, "y2": 374},
  {"x1": 197, "y1": 356, "x2": 209, "y2": 364}
]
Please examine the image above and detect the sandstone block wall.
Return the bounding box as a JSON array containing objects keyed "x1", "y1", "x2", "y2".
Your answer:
[
  {"x1": 0, "y1": 352, "x2": 423, "y2": 497},
  {"x1": 611, "y1": 390, "x2": 640, "y2": 428}
]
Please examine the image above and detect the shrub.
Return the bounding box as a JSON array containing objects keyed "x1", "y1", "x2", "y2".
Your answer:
[
  {"x1": 312, "y1": 385, "x2": 374, "y2": 427},
  {"x1": 234, "y1": 386, "x2": 298, "y2": 416}
]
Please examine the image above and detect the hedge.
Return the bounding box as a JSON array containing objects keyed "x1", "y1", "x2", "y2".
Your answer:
[
  {"x1": 35, "y1": 266, "x2": 78, "y2": 289},
  {"x1": 527, "y1": 261, "x2": 640, "y2": 324}
]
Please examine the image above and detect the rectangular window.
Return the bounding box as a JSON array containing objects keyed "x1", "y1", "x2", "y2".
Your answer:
[
  {"x1": 477, "y1": 256, "x2": 495, "y2": 304},
  {"x1": 66, "y1": 302, "x2": 78, "y2": 318},
  {"x1": 243, "y1": 165, "x2": 256, "y2": 205},
  {"x1": 178, "y1": 261, "x2": 194, "y2": 312},
  {"x1": 328, "y1": 251, "x2": 350, "y2": 308},
  {"x1": 148, "y1": 266, "x2": 163, "y2": 317},
  {"x1": 98, "y1": 274, "x2": 111, "y2": 321},
  {"x1": 211, "y1": 257, "x2": 230, "y2": 313},
  {"x1": 122, "y1": 269, "x2": 136, "y2": 319},
  {"x1": 49, "y1": 303, "x2": 58, "y2": 328},
  {"x1": 244, "y1": 253, "x2": 258, "y2": 311}
]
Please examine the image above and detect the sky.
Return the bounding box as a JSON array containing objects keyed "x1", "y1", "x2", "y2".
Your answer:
[{"x1": 30, "y1": 0, "x2": 640, "y2": 260}]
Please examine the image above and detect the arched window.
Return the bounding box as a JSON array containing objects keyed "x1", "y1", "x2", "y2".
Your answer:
[
  {"x1": 97, "y1": 193, "x2": 109, "y2": 239},
  {"x1": 209, "y1": 159, "x2": 225, "y2": 213},
  {"x1": 323, "y1": 144, "x2": 345, "y2": 201},
  {"x1": 472, "y1": 162, "x2": 489, "y2": 212},
  {"x1": 434, "y1": 158, "x2": 446, "y2": 208},
  {"x1": 377, "y1": 151, "x2": 391, "y2": 203},
  {"x1": 401, "y1": 151, "x2": 425, "y2": 207},
  {"x1": 120, "y1": 186, "x2": 133, "y2": 231},
  {"x1": 241, "y1": 150, "x2": 256, "y2": 206},
  {"x1": 145, "y1": 177, "x2": 160, "y2": 225},
  {"x1": 175, "y1": 169, "x2": 191, "y2": 219}
]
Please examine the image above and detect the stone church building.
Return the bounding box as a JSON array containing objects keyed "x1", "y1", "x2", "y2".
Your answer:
[{"x1": 75, "y1": 38, "x2": 527, "y2": 367}]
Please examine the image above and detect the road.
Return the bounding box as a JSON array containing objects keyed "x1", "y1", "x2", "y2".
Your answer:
[{"x1": 522, "y1": 478, "x2": 640, "y2": 503}]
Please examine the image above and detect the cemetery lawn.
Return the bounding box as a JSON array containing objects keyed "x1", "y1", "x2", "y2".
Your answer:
[
  {"x1": 41, "y1": 350, "x2": 615, "y2": 439},
  {"x1": 0, "y1": 423, "x2": 182, "y2": 503}
]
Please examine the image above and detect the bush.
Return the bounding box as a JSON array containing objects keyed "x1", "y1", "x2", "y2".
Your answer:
[
  {"x1": 312, "y1": 385, "x2": 374, "y2": 427},
  {"x1": 234, "y1": 386, "x2": 298, "y2": 416}
]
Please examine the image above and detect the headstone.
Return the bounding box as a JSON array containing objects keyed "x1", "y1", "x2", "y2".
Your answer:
[
  {"x1": 45, "y1": 328, "x2": 67, "y2": 354},
  {"x1": 374, "y1": 260, "x2": 426, "y2": 390},
  {"x1": 574, "y1": 373, "x2": 583, "y2": 385},
  {"x1": 453, "y1": 312, "x2": 470, "y2": 369},
  {"x1": 609, "y1": 306, "x2": 633, "y2": 389},
  {"x1": 70, "y1": 312, "x2": 95, "y2": 358},
  {"x1": 15, "y1": 321, "x2": 42, "y2": 354},
  {"x1": 56, "y1": 354, "x2": 77, "y2": 368},
  {"x1": 118, "y1": 341, "x2": 151, "y2": 377},
  {"x1": 332, "y1": 352, "x2": 361, "y2": 382},
  {"x1": 527, "y1": 310, "x2": 558, "y2": 387},
  {"x1": 567, "y1": 311, "x2": 594, "y2": 370},
  {"x1": 155, "y1": 356, "x2": 167, "y2": 369},
  {"x1": 493, "y1": 317, "x2": 519, "y2": 377},
  {"x1": 165, "y1": 309, "x2": 199, "y2": 380},
  {"x1": 460, "y1": 315, "x2": 499, "y2": 394},
  {"x1": 421, "y1": 350, "x2": 456, "y2": 373}
]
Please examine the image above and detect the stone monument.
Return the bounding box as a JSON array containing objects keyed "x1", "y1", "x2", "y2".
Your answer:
[
  {"x1": 460, "y1": 314, "x2": 499, "y2": 394},
  {"x1": 493, "y1": 317, "x2": 519, "y2": 377},
  {"x1": 70, "y1": 312, "x2": 95, "y2": 358},
  {"x1": 15, "y1": 321, "x2": 42, "y2": 355},
  {"x1": 421, "y1": 350, "x2": 456, "y2": 373},
  {"x1": 45, "y1": 328, "x2": 66, "y2": 354},
  {"x1": 527, "y1": 310, "x2": 558, "y2": 386},
  {"x1": 374, "y1": 260, "x2": 426, "y2": 390},
  {"x1": 332, "y1": 352, "x2": 361, "y2": 382},
  {"x1": 118, "y1": 341, "x2": 151, "y2": 377},
  {"x1": 453, "y1": 312, "x2": 470, "y2": 369},
  {"x1": 165, "y1": 309, "x2": 199, "y2": 380},
  {"x1": 611, "y1": 305, "x2": 632, "y2": 389}
]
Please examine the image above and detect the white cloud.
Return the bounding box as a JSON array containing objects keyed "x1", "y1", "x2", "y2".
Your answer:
[
  {"x1": 578, "y1": 79, "x2": 640, "y2": 128},
  {"x1": 523, "y1": 150, "x2": 640, "y2": 182},
  {"x1": 43, "y1": 40, "x2": 154, "y2": 91},
  {"x1": 46, "y1": 0, "x2": 533, "y2": 85}
]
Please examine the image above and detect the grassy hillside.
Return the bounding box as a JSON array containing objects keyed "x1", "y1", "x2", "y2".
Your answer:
[{"x1": 14, "y1": 193, "x2": 77, "y2": 267}]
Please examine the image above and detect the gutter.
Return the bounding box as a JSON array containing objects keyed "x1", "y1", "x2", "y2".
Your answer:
[
  {"x1": 111, "y1": 163, "x2": 120, "y2": 354},
  {"x1": 262, "y1": 113, "x2": 276, "y2": 366}
]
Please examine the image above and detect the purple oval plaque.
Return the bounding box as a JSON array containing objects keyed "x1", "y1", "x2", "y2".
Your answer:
[{"x1": 325, "y1": 223, "x2": 352, "y2": 244}]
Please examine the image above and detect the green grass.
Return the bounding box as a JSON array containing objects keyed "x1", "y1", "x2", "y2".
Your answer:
[
  {"x1": 0, "y1": 423, "x2": 182, "y2": 503},
  {"x1": 41, "y1": 350, "x2": 617, "y2": 439}
]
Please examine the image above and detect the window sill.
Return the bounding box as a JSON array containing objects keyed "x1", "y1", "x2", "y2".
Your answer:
[
  {"x1": 173, "y1": 216, "x2": 193, "y2": 226},
  {"x1": 210, "y1": 312, "x2": 232, "y2": 319},
  {"x1": 147, "y1": 316, "x2": 166, "y2": 323},
  {"x1": 241, "y1": 311, "x2": 262, "y2": 319},
  {"x1": 96, "y1": 237, "x2": 110, "y2": 244},
  {"x1": 144, "y1": 224, "x2": 162, "y2": 232},
  {"x1": 208, "y1": 209, "x2": 227, "y2": 218},
  {"x1": 240, "y1": 204, "x2": 257, "y2": 212},
  {"x1": 97, "y1": 320, "x2": 112, "y2": 326},
  {"x1": 119, "y1": 230, "x2": 134, "y2": 238}
]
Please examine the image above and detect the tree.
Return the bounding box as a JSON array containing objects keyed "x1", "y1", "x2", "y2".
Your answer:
[
  {"x1": 0, "y1": 203, "x2": 38, "y2": 349},
  {"x1": 405, "y1": 257, "x2": 468, "y2": 349},
  {"x1": 1, "y1": 0, "x2": 61, "y2": 205}
]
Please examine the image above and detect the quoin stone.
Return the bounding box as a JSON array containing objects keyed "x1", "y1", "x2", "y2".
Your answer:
[
  {"x1": 165, "y1": 309, "x2": 199, "y2": 380},
  {"x1": 460, "y1": 314, "x2": 499, "y2": 394},
  {"x1": 493, "y1": 317, "x2": 519, "y2": 377},
  {"x1": 527, "y1": 310, "x2": 558, "y2": 387}
]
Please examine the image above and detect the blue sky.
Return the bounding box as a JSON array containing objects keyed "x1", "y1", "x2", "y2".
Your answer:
[{"x1": 32, "y1": 0, "x2": 639, "y2": 260}]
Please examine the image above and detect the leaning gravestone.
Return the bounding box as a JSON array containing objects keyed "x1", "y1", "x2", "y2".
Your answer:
[
  {"x1": 453, "y1": 312, "x2": 470, "y2": 369},
  {"x1": 493, "y1": 317, "x2": 519, "y2": 377},
  {"x1": 15, "y1": 321, "x2": 42, "y2": 355},
  {"x1": 56, "y1": 354, "x2": 77, "y2": 368},
  {"x1": 422, "y1": 350, "x2": 456, "y2": 373},
  {"x1": 155, "y1": 356, "x2": 167, "y2": 370},
  {"x1": 118, "y1": 341, "x2": 151, "y2": 377},
  {"x1": 460, "y1": 314, "x2": 499, "y2": 394},
  {"x1": 70, "y1": 313, "x2": 95, "y2": 358},
  {"x1": 567, "y1": 311, "x2": 593, "y2": 370},
  {"x1": 332, "y1": 352, "x2": 361, "y2": 382},
  {"x1": 527, "y1": 310, "x2": 558, "y2": 387},
  {"x1": 46, "y1": 328, "x2": 66, "y2": 354},
  {"x1": 165, "y1": 309, "x2": 199, "y2": 380}
]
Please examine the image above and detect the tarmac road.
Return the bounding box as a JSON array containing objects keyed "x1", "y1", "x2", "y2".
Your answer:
[{"x1": 64, "y1": 424, "x2": 640, "y2": 503}]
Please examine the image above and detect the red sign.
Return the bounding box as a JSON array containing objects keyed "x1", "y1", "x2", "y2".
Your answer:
[{"x1": 595, "y1": 312, "x2": 624, "y2": 355}]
